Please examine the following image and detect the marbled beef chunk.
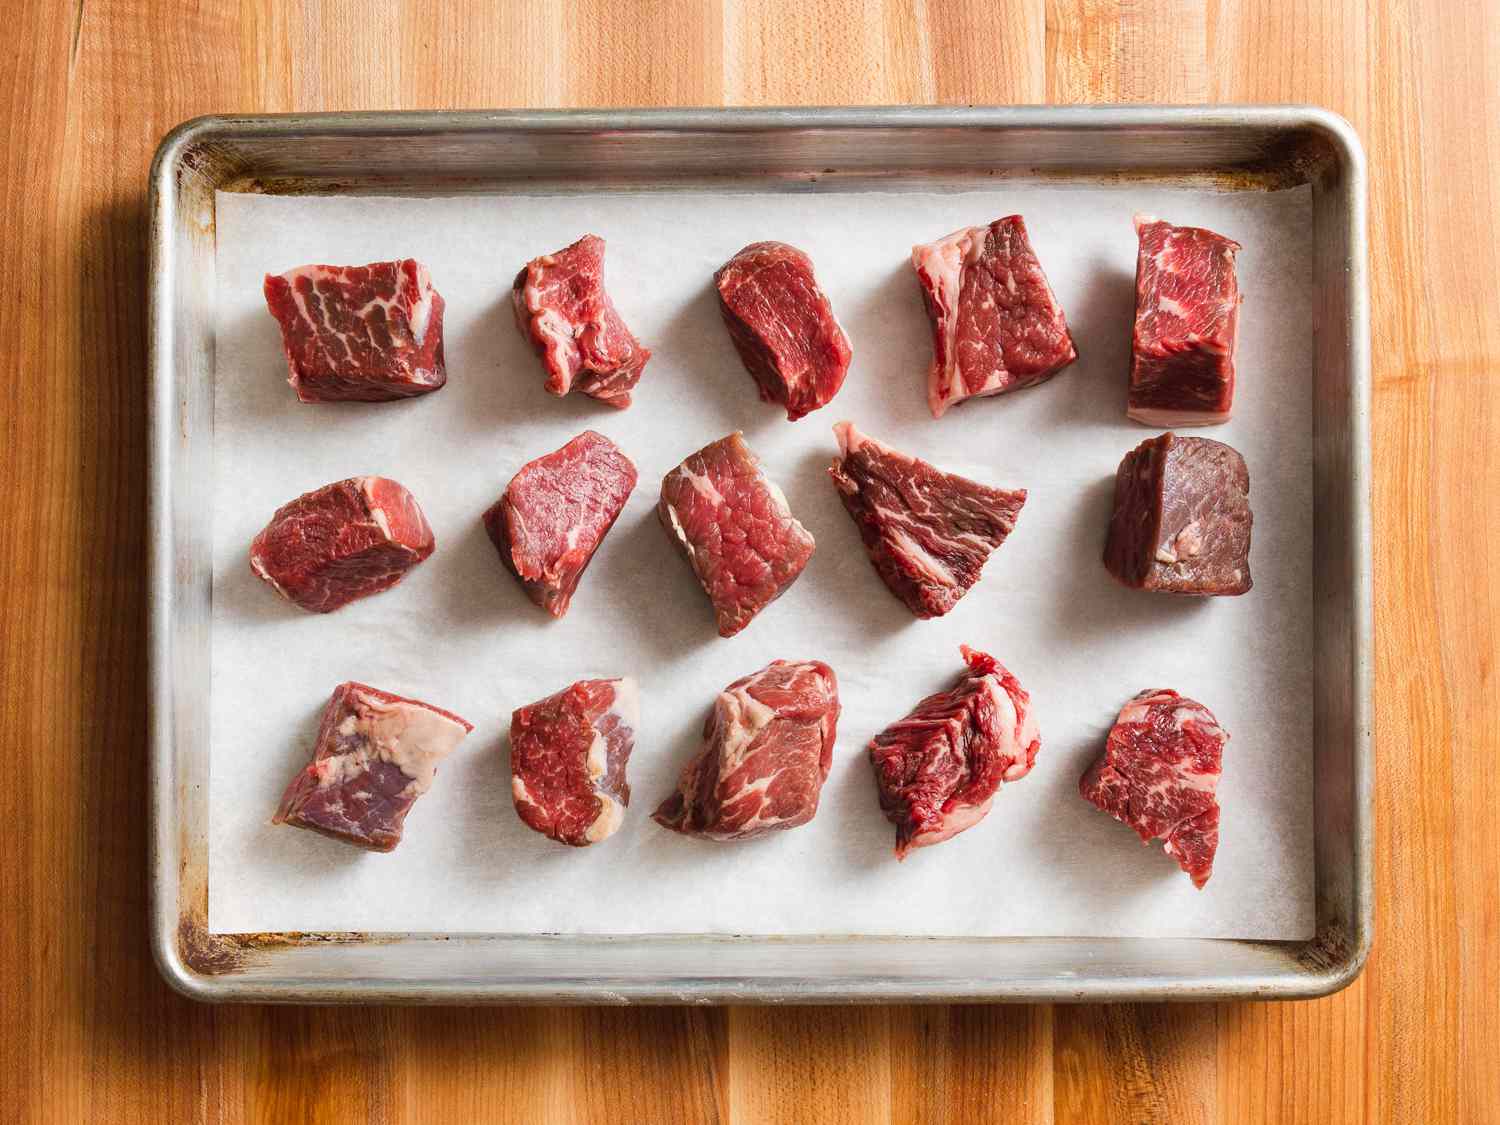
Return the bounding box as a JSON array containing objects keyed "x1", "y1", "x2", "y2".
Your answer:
[
  {"x1": 273, "y1": 682, "x2": 473, "y2": 852},
  {"x1": 1103, "y1": 432, "x2": 1252, "y2": 596},
  {"x1": 510, "y1": 677, "x2": 638, "y2": 847}
]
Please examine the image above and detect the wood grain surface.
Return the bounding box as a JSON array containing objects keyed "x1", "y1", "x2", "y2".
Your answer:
[{"x1": 2, "y1": 0, "x2": 1494, "y2": 1121}]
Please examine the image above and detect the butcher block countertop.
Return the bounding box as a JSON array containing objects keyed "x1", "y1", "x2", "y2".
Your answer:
[{"x1": 3, "y1": 0, "x2": 1495, "y2": 1121}]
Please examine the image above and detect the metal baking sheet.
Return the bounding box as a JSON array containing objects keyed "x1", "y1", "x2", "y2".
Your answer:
[{"x1": 147, "y1": 106, "x2": 1371, "y2": 1002}]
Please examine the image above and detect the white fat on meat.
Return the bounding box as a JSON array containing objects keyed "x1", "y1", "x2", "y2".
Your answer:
[
  {"x1": 1126, "y1": 404, "x2": 1232, "y2": 427},
  {"x1": 582, "y1": 677, "x2": 638, "y2": 843},
  {"x1": 320, "y1": 691, "x2": 469, "y2": 796}
]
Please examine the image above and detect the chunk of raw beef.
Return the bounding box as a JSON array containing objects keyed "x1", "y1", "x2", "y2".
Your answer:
[
  {"x1": 511, "y1": 677, "x2": 638, "y2": 846},
  {"x1": 250, "y1": 476, "x2": 435, "y2": 613},
  {"x1": 868, "y1": 646, "x2": 1040, "y2": 858},
  {"x1": 1129, "y1": 215, "x2": 1242, "y2": 426},
  {"x1": 714, "y1": 241, "x2": 853, "y2": 421},
  {"x1": 263, "y1": 260, "x2": 446, "y2": 402},
  {"x1": 1103, "y1": 432, "x2": 1252, "y2": 596},
  {"x1": 828, "y1": 421, "x2": 1027, "y2": 618},
  {"x1": 273, "y1": 682, "x2": 473, "y2": 852},
  {"x1": 1080, "y1": 688, "x2": 1228, "y2": 888},
  {"x1": 911, "y1": 215, "x2": 1076, "y2": 418},
  {"x1": 483, "y1": 430, "x2": 637, "y2": 618},
  {"x1": 653, "y1": 660, "x2": 839, "y2": 840},
  {"x1": 658, "y1": 432, "x2": 815, "y2": 637},
  {"x1": 512, "y1": 234, "x2": 650, "y2": 408}
]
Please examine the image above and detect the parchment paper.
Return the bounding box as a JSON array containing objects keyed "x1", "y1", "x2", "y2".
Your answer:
[{"x1": 209, "y1": 182, "x2": 1315, "y2": 939}]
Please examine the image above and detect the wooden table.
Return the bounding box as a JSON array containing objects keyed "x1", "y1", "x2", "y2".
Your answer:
[{"x1": 4, "y1": 1, "x2": 1493, "y2": 1121}]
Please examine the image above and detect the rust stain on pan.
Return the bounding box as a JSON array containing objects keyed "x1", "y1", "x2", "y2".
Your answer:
[{"x1": 178, "y1": 911, "x2": 381, "y2": 975}]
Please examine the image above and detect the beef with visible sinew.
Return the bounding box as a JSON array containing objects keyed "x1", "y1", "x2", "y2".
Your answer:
[
  {"x1": 714, "y1": 241, "x2": 853, "y2": 421},
  {"x1": 273, "y1": 682, "x2": 473, "y2": 852},
  {"x1": 483, "y1": 430, "x2": 637, "y2": 618},
  {"x1": 1103, "y1": 431, "x2": 1252, "y2": 596},
  {"x1": 828, "y1": 421, "x2": 1027, "y2": 618},
  {"x1": 250, "y1": 476, "x2": 435, "y2": 613},
  {"x1": 911, "y1": 215, "x2": 1076, "y2": 418},
  {"x1": 1080, "y1": 688, "x2": 1228, "y2": 888},
  {"x1": 511, "y1": 678, "x2": 638, "y2": 846},
  {"x1": 512, "y1": 234, "x2": 650, "y2": 408},
  {"x1": 653, "y1": 660, "x2": 839, "y2": 840},
  {"x1": 868, "y1": 646, "x2": 1040, "y2": 858},
  {"x1": 263, "y1": 260, "x2": 446, "y2": 402},
  {"x1": 1129, "y1": 215, "x2": 1242, "y2": 426},
  {"x1": 658, "y1": 432, "x2": 815, "y2": 638}
]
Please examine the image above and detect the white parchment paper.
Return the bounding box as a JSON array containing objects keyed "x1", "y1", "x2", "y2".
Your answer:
[{"x1": 209, "y1": 183, "x2": 1315, "y2": 939}]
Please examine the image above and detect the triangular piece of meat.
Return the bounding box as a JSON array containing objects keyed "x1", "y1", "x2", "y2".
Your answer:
[{"x1": 828, "y1": 422, "x2": 1026, "y2": 618}]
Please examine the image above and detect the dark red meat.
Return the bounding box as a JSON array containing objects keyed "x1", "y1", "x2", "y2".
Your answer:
[
  {"x1": 658, "y1": 431, "x2": 815, "y2": 638},
  {"x1": 911, "y1": 215, "x2": 1076, "y2": 418},
  {"x1": 1080, "y1": 688, "x2": 1228, "y2": 888},
  {"x1": 273, "y1": 682, "x2": 473, "y2": 852},
  {"x1": 828, "y1": 421, "x2": 1027, "y2": 618},
  {"x1": 263, "y1": 260, "x2": 446, "y2": 403},
  {"x1": 483, "y1": 430, "x2": 637, "y2": 618},
  {"x1": 510, "y1": 677, "x2": 638, "y2": 846},
  {"x1": 1129, "y1": 215, "x2": 1242, "y2": 426},
  {"x1": 1103, "y1": 432, "x2": 1252, "y2": 596},
  {"x1": 714, "y1": 241, "x2": 853, "y2": 421},
  {"x1": 868, "y1": 646, "x2": 1040, "y2": 858},
  {"x1": 653, "y1": 660, "x2": 839, "y2": 840},
  {"x1": 250, "y1": 476, "x2": 435, "y2": 613},
  {"x1": 512, "y1": 234, "x2": 650, "y2": 409}
]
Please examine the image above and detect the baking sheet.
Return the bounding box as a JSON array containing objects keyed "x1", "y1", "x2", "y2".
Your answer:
[{"x1": 208, "y1": 182, "x2": 1314, "y2": 939}]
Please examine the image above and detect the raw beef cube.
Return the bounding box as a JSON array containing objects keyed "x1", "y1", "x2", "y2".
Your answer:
[
  {"x1": 510, "y1": 677, "x2": 639, "y2": 847},
  {"x1": 911, "y1": 215, "x2": 1076, "y2": 418},
  {"x1": 828, "y1": 421, "x2": 1027, "y2": 618},
  {"x1": 868, "y1": 646, "x2": 1039, "y2": 858},
  {"x1": 658, "y1": 432, "x2": 815, "y2": 638},
  {"x1": 273, "y1": 682, "x2": 473, "y2": 852},
  {"x1": 1129, "y1": 215, "x2": 1242, "y2": 426},
  {"x1": 1080, "y1": 688, "x2": 1228, "y2": 888},
  {"x1": 714, "y1": 241, "x2": 853, "y2": 421},
  {"x1": 653, "y1": 660, "x2": 839, "y2": 840},
  {"x1": 263, "y1": 260, "x2": 446, "y2": 403},
  {"x1": 1103, "y1": 432, "x2": 1252, "y2": 596},
  {"x1": 250, "y1": 476, "x2": 435, "y2": 613},
  {"x1": 512, "y1": 234, "x2": 651, "y2": 409},
  {"x1": 483, "y1": 430, "x2": 637, "y2": 618}
]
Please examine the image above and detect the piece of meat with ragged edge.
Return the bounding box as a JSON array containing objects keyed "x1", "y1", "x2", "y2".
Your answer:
[
  {"x1": 482, "y1": 430, "x2": 637, "y2": 618},
  {"x1": 658, "y1": 432, "x2": 815, "y2": 638},
  {"x1": 1103, "y1": 431, "x2": 1252, "y2": 596},
  {"x1": 653, "y1": 660, "x2": 839, "y2": 840},
  {"x1": 510, "y1": 677, "x2": 638, "y2": 847},
  {"x1": 263, "y1": 260, "x2": 446, "y2": 403},
  {"x1": 714, "y1": 241, "x2": 853, "y2": 421},
  {"x1": 273, "y1": 682, "x2": 473, "y2": 852},
  {"x1": 1080, "y1": 688, "x2": 1228, "y2": 888},
  {"x1": 249, "y1": 476, "x2": 436, "y2": 613},
  {"x1": 512, "y1": 234, "x2": 650, "y2": 409},
  {"x1": 1129, "y1": 215, "x2": 1242, "y2": 426},
  {"x1": 868, "y1": 646, "x2": 1040, "y2": 858},
  {"x1": 828, "y1": 421, "x2": 1027, "y2": 618},
  {"x1": 911, "y1": 215, "x2": 1076, "y2": 418}
]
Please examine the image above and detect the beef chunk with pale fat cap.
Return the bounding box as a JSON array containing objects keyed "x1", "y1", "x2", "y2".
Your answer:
[{"x1": 273, "y1": 682, "x2": 473, "y2": 852}]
